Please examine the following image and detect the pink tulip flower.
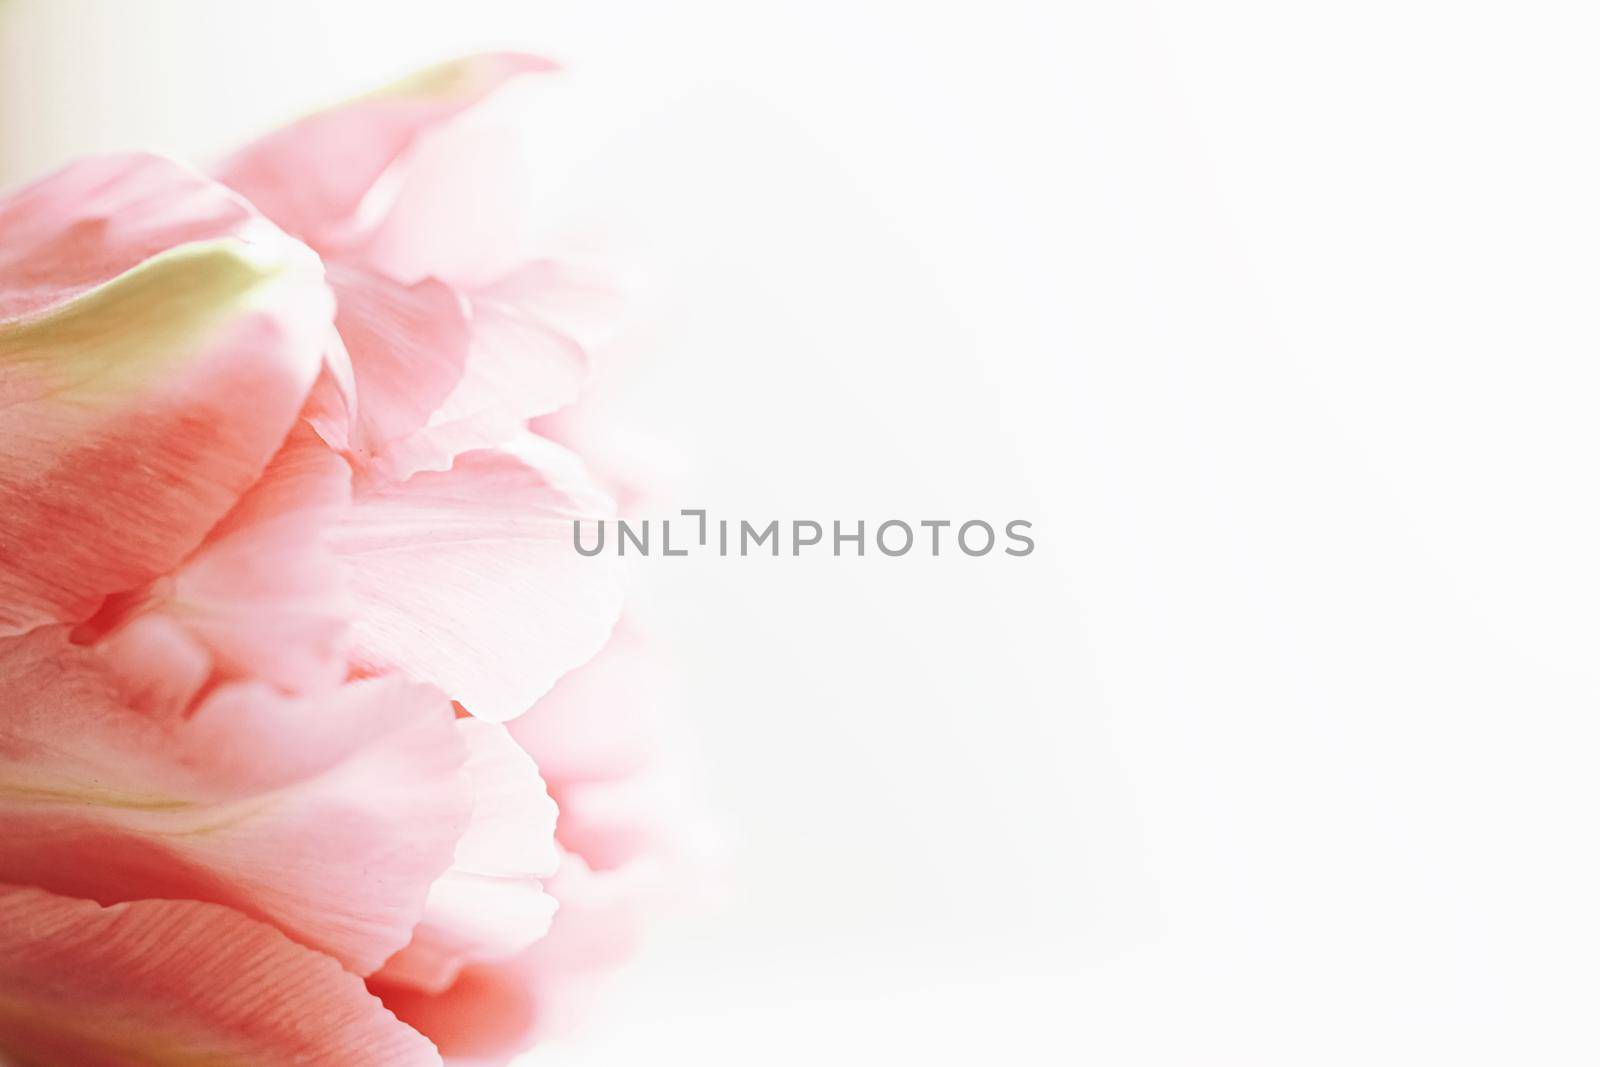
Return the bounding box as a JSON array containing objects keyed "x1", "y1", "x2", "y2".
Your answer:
[{"x1": 0, "y1": 53, "x2": 689, "y2": 1065}]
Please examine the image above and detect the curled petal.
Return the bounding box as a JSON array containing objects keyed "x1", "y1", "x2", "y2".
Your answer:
[
  {"x1": 0, "y1": 152, "x2": 255, "y2": 320},
  {"x1": 512, "y1": 619, "x2": 700, "y2": 871},
  {"x1": 380, "y1": 620, "x2": 710, "y2": 1058},
  {"x1": 372, "y1": 952, "x2": 537, "y2": 1067},
  {"x1": 215, "y1": 53, "x2": 557, "y2": 247},
  {"x1": 0, "y1": 163, "x2": 333, "y2": 634},
  {"x1": 89, "y1": 614, "x2": 214, "y2": 721},
  {"x1": 372, "y1": 852, "x2": 657, "y2": 1064},
  {"x1": 378, "y1": 263, "x2": 599, "y2": 479},
  {"x1": 451, "y1": 721, "x2": 559, "y2": 876},
  {"x1": 0, "y1": 885, "x2": 440, "y2": 1066},
  {"x1": 319, "y1": 261, "x2": 602, "y2": 482},
  {"x1": 309, "y1": 262, "x2": 471, "y2": 477},
  {"x1": 0, "y1": 627, "x2": 470, "y2": 974},
  {"x1": 330, "y1": 433, "x2": 623, "y2": 721},
  {"x1": 378, "y1": 719, "x2": 559, "y2": 994}
]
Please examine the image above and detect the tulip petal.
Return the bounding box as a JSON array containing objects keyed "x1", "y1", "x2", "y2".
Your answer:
[
  {"x1": 377, "y1": 719, "x2": 559, "y2": 994},
  {"x1": 0, "y1": 162, "x2": 333, "y2": 635},
  {"x1": 316, "y1": 261, "x2": 598, "y2": 482},
  {"x1": 512, "y1": 619, "x2": 701, "y2": 872},
  {"x1": 0, "y1": 885, "x2": 440, "y2": 1066},
  {"x1": 372, "y1": 953, "x2": 536, "y2": 1067},
  {"x1": 80, "y1": 423, "x2": 355, "y2": 694},
  {"x1": 0, "y1": 153, "x2": 255, "y2": 320},
  {"x1": 330, "y1": 434, "x2": 623, "y2": 721},
  {"x1": 310, "y1": 262, "x2": 472, "y2": 477},
  {"x1": 0, "y1": 627, "x2": 470, "y2": 974},
  {"x1": 349, "y1": 100, "x2": 544, "y2": 290},
  {"x1": 372, "y1": 853, "x2": 654, "y2": 1064},
  {"x1": 164, "y1": 423, "x2": 354, "y2": 689},
  {"x1": 215, "y1": 53, "x2": 557, "y2": 247},
  {"x1": 377, "y1": 263, "x2": 596, "y2": 481},
  {"x1": 462, "y1": 261, "x2": 608, "y2": 412},
  {"x1": 509, "y1": 620, "x2": 663, "y2": 786}
]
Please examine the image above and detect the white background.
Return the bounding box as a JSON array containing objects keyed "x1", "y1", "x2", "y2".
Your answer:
[{"x1": 4, "y1": 2, "x2": 1599, "y2": 1063}]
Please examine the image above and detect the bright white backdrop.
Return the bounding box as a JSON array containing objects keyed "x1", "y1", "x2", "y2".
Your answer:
[{"x1": 3, "y1": 2, "x2": 1599, "y2": 1063}]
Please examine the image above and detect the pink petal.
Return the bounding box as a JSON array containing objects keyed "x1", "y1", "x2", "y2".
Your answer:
[
  {"x1": 530, "y1": 406, "x2": 684, "y2": 518},
  {"x1": 337, "y1": 112, "x2": 616, "y2": 478},
  {"x1": 310, "y1": 261, "x2": 600, "y2": 486},
  {"x1": 544, "y1": 775, "x2": 682, "y2": 875},
  {"x1": 371, "y1": 853, "x2": 656, "y2": 1064},
  {"x1": 372, "y1": 955, "x2": 538, "y2": 1067},
  {"x1": 343, "y1": 89, "x2": 625, "y2": 324},
  {"x1": 379, "y1": 873, "x2": 556, "y2": 1001},
  {"x1": 214, "y1": 53, "x2": 557, "y2": 248},
  {"x1": 321, "y1": 261, "x2": 601, "y2": 481},
  {"x1": 374, "y1": 263, "x2": 595, "y2": 479},
  {"x1": 329, "y1": 434, "x2": 623, "y2": 721},
  {"x1": 302, "y1": 328, "x2": 361, "y2": 454},
  {"x1": 511, "y1": 620, "x2": 695, "y2": 871},
  {"x1": 311, "y1": 262, "x2": 472, "y2": 478},
  {"x1": 374, "y1": 620, "x2": 708, "y2": 1057},
  {"x1": 81, "y1": 423, "x2": 355, "y2": 694},
  {"x1": 508, "y1": 619, "x2": 663, "y2": 786},
  {"x1": 377, "y1": 719, "x2": 559, "y2": 994},
  {"x1": 516, "y1": 851, "x2": 663, "y2": 1043},
  {"x1": 0, "y1": 153, "x2": 255, "y2": 320},
  {"x1": 88, "y1": 614, "x2": 214, "y2": 720},
  {"x1": 351, "y1": 106, "x2": 545, "y2": 290},
  {"x1": 0, "y1": 158, "x2": 333, "y2": 635},
  {"x1": 0, "y1": 885, "x2": 439, "y2": 1066},
  {"x1": 0, "y1": 627, "x2": 470, "y2": 974}
]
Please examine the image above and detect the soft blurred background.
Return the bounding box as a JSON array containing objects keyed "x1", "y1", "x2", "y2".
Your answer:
[{"x1": 4, "y1": 2, "x2": 1599, "y2": 1063}]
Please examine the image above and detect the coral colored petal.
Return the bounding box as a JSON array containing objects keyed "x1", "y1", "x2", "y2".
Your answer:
[
  {"x1": 330, "y1": 434, "x2": 623, "y2": 721},
  {"x1": 372, "y1": 853, "x2": 657, "y2": 1063},
  {"x1": 0, "y1": 205, "x2": 332, "y2": 635},
  {"x1": 0, "y1": 627, "x2": 470, "y2": 974},
  {"x1": 0, "y1": 885, "x2": 440, "y2": 1066},
  {"x1": 376, "y1": 619, "x2": 708, "y2": 1056},
  {"x1": 379, "y1": 872, "x2": 557, "y2": 998},
  {"x1": 215, "y1": 53, "x2": 557, "y2": 247},
  {"x1": 373, "y1": 956, "x2": 537, "y2": 1067},
  {"x1": 172, "y1": 424, "x2": 352, "y2": 689},
  {"x1": 89, "y1": 614, "x2": 213, "y2": 720}
]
